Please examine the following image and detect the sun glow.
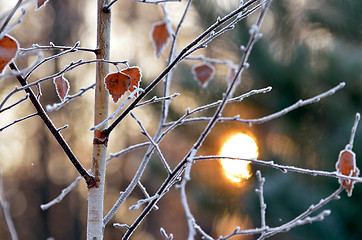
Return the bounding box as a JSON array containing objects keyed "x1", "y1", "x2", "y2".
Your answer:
[{"x1": 219, "y1": 133, "x2": 259, "y2": 183}]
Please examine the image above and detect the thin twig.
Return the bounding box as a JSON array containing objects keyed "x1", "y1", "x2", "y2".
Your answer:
[
  {"x1": 24, "y1": 41, "x2": 81, "y2": 80},
  {"x1": 46, "y1": 83, "x2": 96, "y2": 112},
  {"x1": 0, "y1": 112, "x2": 38, "y2": 132},
  {"x1": 134, "y1": 93, "x2": 180, "y2": 108},
  {"x1": 256, "y1": 171, "x2": 266, "y2": 229},
  {"x1": 19, "y1": 43, "x2": 97, "y2": 54},
  {"x1": 194, "y1": 155, "x2": 362, "y2": 183},
  {"x1": 347, "y1": 112, "x2": 360, "y2": 150},
  {"x1": 164, "y1": 82, "x2": 345, "y2": 127},
  {"x1": 130, "y1": 112, "x2": 172, "y2": 174},
  {"x1": 40, "y1": 176, "x2": 82, "y2": 210},
  {"x1": 0, "y1": 93, "x2": 28, "y2": 113}
]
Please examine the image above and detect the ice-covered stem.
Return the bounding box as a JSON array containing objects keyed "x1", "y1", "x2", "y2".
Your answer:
[
  {"x1": 0, "y1": 169, "x2": 18, "y2": 240},
  {"x1": 46, "y1": 83, "x2": 96, "y2": 112},
  {"x1": 0, "y1": 112, "x2": 38, "y2": 132},
  {"x1": 40, "y1": 176, "x2": 83, "y2": 210},
  {"x1": 87, "y1": 0, "x2": 111, "y2": 239},
  {"x1": 255, "y1": 171, "x2": 267, "y2": 230},
  {"x1": 260, "y1": 186, "x2": 343, "y2": 239},
  {"x1": 130, "y1": 112, "x2": 171, "y2": 173},
  {"x1": 169, "y1": 82, "x2": 345, "y2": 126},
  {"x1": 195, "y1": 155, "x2": 362, "y2": 183},
  {"x1": 0, "y1": 93, "x2": 28, "y2": 113},
  {"x1": 9, "y1": 63, "x2": 96, "y2": 187},
  {"x1": 347, "y1": 113, "x2": 360, "y2": 150},
  {"x1": 20, "y1": 43, "x2": 97, "y2": 54}
]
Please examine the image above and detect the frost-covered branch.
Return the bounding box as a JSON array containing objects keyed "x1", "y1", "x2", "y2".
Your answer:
[
  {"x1": 0, "y1": 93, "x2": 28, "y2": 113},
  {"x1": 260, "y1": 186, "x2": 343, "y2": 239},
  {"x1": 131, "y1": 111, "x2": 172, "y2": 174},
  {"x1": 46, "y1": 83, "x2": 96, "y2": 112},
  {"x1": 19, "y1": 42, "x2": 97, "y2": 54},
  {"x1": 347, "y1": 113, "x2": 360, "y2": 149},
  {"x1": 165, "y1": 82, "x2": 345, "y2": 127},
  {"x1": 8, "y1": 62, "x2": 96, "y2": 188},
  {"x1": 256, "y1": 171, "x2": 266, "y2": 230},
  {"x1": 194, "y1": 155, "x2": 362, "y2": 183},
  {"x1": 40, "y1": 176, "x2": 83, "y2": 210},
  {"x1": 0, "y1": 112, "x2": 37, "y2": 132}
]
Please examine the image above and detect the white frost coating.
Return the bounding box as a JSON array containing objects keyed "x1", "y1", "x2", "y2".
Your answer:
[
  {"x1": 90, "y1": 89, "x2": 141, "y2": 131},
  {"x1": 160, "y1": 227, "x2": 174, "y2": 240},
  {"x1": 129, "y1": 194, "x2": 159, "y2": 210},
  {"x1": 185, "y1": 149, "x2": 197, "y2": 180},
  {"x1": 113, "y1": 223, "x2": 129, "y2": 229},
  {"x1": 249, "y1": 24, "x2": 259, "y2": 35}
]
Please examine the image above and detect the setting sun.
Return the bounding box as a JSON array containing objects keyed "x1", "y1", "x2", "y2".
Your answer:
[{"x1": 219, "y1": 133, "x2": 259, "y2": 183}]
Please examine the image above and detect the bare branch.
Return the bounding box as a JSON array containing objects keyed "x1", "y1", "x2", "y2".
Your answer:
[
  {"x1": 46, "y1": 83, "x2": 96, "y2": 112},
  {"x1": 9, "y1": 63, "x2": 96, "y2": 188},
  {"x1": 19, "y1": 43, "x2": 97, "y2": 55},
  {"x1": 347, "y1": 112, "x2": 360, "y2": 150},
  {"x1": 0, "y1": 112, "x2": 38, "y2": 132},
  {"x1": 0, "y1": 93, "x2": 28, "y2": 113},
  {"x1": 40, "y1": 176, "x2": 83, "y2": 210},
  {"x1": 256, "y1": 171, "x2": 266, "y2": 230},
  {"x1": 166, "y1": 82, "x2": 345, "y2": 126},
  {"x1": 130, "y1": 111, "x2": 172, "y2": 174},
  {"x1": 194, "y1": 155, "x2": 362, "y2": 183}
]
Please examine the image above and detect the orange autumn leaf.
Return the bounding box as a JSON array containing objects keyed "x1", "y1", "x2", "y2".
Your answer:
[
  {"x1": 36, "y1": 0, "x2": 50, "y2": 10},
  {"x1": 192, "y1": 62, "x2": 215, "y2": 88},
  {"x1": 104, "y1": 72, "x2": 132, "y2": 103},
  {"x1": 121, "y1": 66, "x2": 142, "y2": 97},
  {"x1": 0, "y1": 35, "x2": 19, "y2": 74},
  {"x1": 151, "y1": 21, "x2": 171, "y2": 58},
  {"x1": 54, "y1": 75, "x2": 70, "y2": 101},
  {"x1": 336, "y1": 149, "x2": 360, "y2": 197}
]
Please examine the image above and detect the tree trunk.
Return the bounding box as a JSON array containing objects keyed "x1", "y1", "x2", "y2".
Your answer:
[{"x1": 87, "y1": 0, "x2": 111, "y2": 239}]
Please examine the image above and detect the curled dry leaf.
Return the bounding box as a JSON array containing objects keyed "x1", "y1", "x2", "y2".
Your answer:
[
  {"x1": 191, "y1": 62, "x2": 215, "y2": 88},
  {"x1": 54, "y1": 75, "x2": 70, "y2": 102},
  {"x1": 336, "y1": 149, "x2": 360, "y2": 197},
  {"x1": 0, "y1": 35, "x2": 19, "y2": 74},
  {"x1": 121, "y1": 66, "x2": 142, "y2": 97},
  {"x1": 36, "y1": 0, "x2": 50, "y2": 10},
  {"x1": 104, "y1": 72, "x2": 132, "y2": 103},
  {"x1": 151, "y1": 21, "x2": 171, "y2": 58}
]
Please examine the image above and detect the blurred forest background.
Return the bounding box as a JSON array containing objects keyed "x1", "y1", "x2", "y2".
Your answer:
[{"x1": 0, "y1": 0, "x2": 361, "y2": 239}]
